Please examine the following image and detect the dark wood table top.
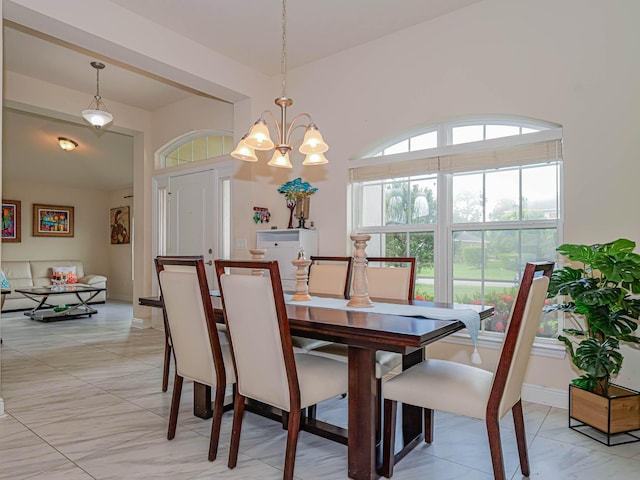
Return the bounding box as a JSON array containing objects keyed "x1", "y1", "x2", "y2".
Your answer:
[{"x1": 139, "y1": 294, "x2": 492, "y2": 352}]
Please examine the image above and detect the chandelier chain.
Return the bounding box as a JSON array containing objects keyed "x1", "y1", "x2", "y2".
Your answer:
[{"x1": 281, "y1": 0, "x2": 287, "y2": 98}]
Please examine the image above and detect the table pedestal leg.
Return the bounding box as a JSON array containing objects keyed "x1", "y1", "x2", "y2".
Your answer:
[
  {"x1": 348, "y1": 346, "x2": 377, "y2": 479},
  {"x1": 390, "y1": 348, "x2": 426, "y2": 464},
  {"x1": 193, "y1": 382, "x2": 213, "y2": 419}
]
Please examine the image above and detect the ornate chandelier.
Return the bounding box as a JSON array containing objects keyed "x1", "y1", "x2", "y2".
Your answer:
[{"x1": 231, "y1": 0, "x2": 329, "y2": 168}]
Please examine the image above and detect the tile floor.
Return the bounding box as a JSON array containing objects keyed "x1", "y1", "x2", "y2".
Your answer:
[{"x1": 1, "y1": 301, "x2": 640, "y2": 479}]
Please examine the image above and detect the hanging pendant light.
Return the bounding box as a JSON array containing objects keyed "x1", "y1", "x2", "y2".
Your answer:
[
  {"x1": 82, "y1": 61, "x2": 113, "y2": 129},
  {"x1": 231, "y1": 0, "x2": 329, "y2": 168}
]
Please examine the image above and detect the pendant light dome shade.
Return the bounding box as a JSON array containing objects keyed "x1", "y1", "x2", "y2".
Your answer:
[
  {"x1": 82, "y1": 109, "x2": 113, "y2": 128},
  {"x1": 82, "y1": 61, "x2": 113, "y2": 129}
]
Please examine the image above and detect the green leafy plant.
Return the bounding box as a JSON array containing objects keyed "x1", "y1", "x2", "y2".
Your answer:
[{"x1": 546, "y1": 238, "x2": 640, "y2": 395}]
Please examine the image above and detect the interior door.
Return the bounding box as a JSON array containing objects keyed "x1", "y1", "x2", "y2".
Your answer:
[{"x1": 167, "y1": 169, "x2": 217, "y2": 287}]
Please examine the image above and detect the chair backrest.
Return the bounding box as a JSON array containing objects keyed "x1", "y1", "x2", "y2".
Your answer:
[
  {"x1": 364, "y1": 257, "x2": 416, "y2": 301},
  {"x1": 155, "y1": 256, "x2": 228, "y2": 388},
  {"x1": 215, "y1": 259, "x2": 299, "y2": 412},
  {"x1": 308, "y1": 256, "x2": 353, "y2": 299},
  {"x1": 490, "y1": 261, "x2": 554, "y2": 417}
]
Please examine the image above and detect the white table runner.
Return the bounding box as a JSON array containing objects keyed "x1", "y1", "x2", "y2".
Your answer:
[{"x1": 212, "y1": 290, "x2": 482, "y2": 364}]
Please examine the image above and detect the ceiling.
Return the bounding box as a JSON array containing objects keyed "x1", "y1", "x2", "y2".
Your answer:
[{"x1": 2, "y1": 0, "x2": 484, "y2": 190}]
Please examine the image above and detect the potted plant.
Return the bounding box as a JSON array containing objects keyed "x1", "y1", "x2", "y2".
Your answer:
[{"x1": 546, "y1": 238, "x2": 640, "y2": 444}]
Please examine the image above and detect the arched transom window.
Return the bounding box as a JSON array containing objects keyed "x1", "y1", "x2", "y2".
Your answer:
[{"x1": 163, "y1": 132, "x2": 234, "y2": 168}]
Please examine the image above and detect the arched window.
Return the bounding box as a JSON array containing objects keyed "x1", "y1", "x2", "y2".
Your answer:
[
  {"x1": 162, "y1": 132, "x2": 234, "y2": 168},
  {"x1": 351, "y1": 117, "x2": 562, "y2": 341},
  {"x1": 366, "y1": 116, "x2": 553, "y2": 157}
]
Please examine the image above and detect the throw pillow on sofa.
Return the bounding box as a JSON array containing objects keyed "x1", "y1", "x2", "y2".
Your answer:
[
  {"x1": 51, "y1": 266, "x2": 78, "y2": 284},
  {"x1": 0, "y1": 269, "x2": 10, "y2": 289}
]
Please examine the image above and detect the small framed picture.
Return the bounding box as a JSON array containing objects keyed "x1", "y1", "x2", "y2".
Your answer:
[
  {"x1": 33, "y1": 204, "x2": 74, "y2": 237},
  {"x1": 2, "y1": 199, "x2": 21, "y2": 242},
  {"x1": 110, "y1": 206, "x2": 131, "y2": 244}
]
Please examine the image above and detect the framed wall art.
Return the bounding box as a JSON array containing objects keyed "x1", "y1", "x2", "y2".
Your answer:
[
  {"x1": 32, "y1": 204, "x2": 74, "y2": 237},
  {"x1": 110, "y1": 206, "x2": 130, "y2": 244},
  {"x1": 2, "y1": 199, "x2": 21, "y2": 242}
]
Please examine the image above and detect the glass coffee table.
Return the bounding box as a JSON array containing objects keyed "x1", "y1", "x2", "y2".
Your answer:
[{"x1": 15, "y1": 285, "x2": 106, "y2": 322}]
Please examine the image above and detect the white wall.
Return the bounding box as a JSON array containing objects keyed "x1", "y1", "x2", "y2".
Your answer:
[
  {"x1": 107, "y1": 188, "x2": 133, "y2": 302},
  {"x1": 151, "y1": 96, "x2": 235, "y2": 157},
  {"x1": 1, "y1": 180, "x2": 110, "y2": 278}
]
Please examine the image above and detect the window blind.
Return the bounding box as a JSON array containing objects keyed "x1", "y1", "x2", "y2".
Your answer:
[{"x1": 351, "y1": 135, "x2": 562, "y2": 182}]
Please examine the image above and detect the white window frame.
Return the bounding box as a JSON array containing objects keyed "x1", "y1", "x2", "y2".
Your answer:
[{"x1": 351, "y1": 118, "x2": 564, "y2": 357}]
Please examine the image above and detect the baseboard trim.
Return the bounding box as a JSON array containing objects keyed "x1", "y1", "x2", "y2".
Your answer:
[
  {"x1": 131, "y1": 317, "x2": 151, "y2": 329},
  {"x1": 522, "y1": 383, "x2": 567, "y2": 409}
]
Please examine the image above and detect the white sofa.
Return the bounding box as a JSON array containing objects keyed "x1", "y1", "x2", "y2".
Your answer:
[{"x1": 1, "y1": 260, "x2": 107, "y2": 311}]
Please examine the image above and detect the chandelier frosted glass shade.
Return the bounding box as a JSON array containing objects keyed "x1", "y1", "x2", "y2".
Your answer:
[
  {"x1": 245, "y1": 120, "x2": 275, "y2": 150},
  {"x1": 302, "y1": 152, "x2": 328, "y2": 165},
  {"x1": 230, "y1": 136, "x2": 258, "y2": 162},
  {"x1": 299, "y1": 125, "x2": 328, "y2": 154},
  {"x1": 267, "y1": 150, "x2": 293, "y2": 168},
  {"x1": 81, "y1": 108, "x2": 113, "y2": 128}
]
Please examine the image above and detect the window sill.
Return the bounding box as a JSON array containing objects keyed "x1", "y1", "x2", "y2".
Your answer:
[{"x1": 441, "y1": 331, "x2": 567, "y2": 359}]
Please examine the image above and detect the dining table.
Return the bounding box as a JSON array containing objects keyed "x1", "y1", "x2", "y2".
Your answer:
[{"x1": 139, "y1": 293, "x2": 493, "y2": 480}]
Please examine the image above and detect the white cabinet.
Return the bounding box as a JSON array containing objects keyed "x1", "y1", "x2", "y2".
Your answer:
[{"x1": 256, "y1": 229, "x2": 318, "y2": 291}]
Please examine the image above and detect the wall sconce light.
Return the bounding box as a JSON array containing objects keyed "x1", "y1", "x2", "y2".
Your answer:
[{"x1": 58, "y1": 137, "x2": 79, "y2": 151}]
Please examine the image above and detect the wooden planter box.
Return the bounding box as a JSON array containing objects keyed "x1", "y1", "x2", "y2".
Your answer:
[{"x1": 569, "y1": 384, "x2": 640, "y2": 446}]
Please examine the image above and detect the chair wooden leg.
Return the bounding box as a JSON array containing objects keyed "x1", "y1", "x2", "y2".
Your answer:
[
  {"x1": 376, "y1": 378, "x2": 382, "y2": 444},
  {"x1": 424, "y1": 408, "x2": 434, "y2": 443},
  {"x1": 162, "y1": 341, "x2": 171, "y2": 392},
  {"x1": 284, "y1": 407, "x2": 301, "y2": 480},
  {"x1": 161, "y1": 308, "x2": 171, "y2": 392},
  {"x1": 167, "y1": 374, "x2": 183, "y2": 440},
  {"x1": 228, "y1": 391, "x2": 245, "y2": 469},
  {"x1": 208, "y1": 382, "x2": 226, "y2": 461},
  {"x1": 486, "y1": 413, "x2": 506, "y2": 480},
  {"x1": 512, "y1": 400, "x2": 530, "y2": 476},
  {"x1": 381, "y1": 399, "x2": 397, "y2": 478}
]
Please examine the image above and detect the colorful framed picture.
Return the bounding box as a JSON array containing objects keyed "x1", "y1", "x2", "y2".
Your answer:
[
  {"x1": 2, "y1": 199, "x2": 21, "y2": 242},
  {"x1": 110, "y1": 206, "x2": 130, "y2": 244},
  {"x1": 32, "y1": 204, "x2": 74, "y2": 237}
]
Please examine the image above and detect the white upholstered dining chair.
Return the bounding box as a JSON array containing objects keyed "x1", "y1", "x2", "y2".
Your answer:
[
  {"x1": 215, "y1": 259, "x2": 349, "y2": 480},
  {"x1": 365, "y1": 256, "x2": 416, "y2": 302},
  {"x1": 308, "y1": 255, "x2": 353, "y2": 299},
  {"x1": 380, "y1": 261, "x2": 554, "y2": 480},
  {"x1": 155, "y1": 256, "x2": 235, "y2": 462}
]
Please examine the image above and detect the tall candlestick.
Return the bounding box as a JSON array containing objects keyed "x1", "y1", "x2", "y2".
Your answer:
[
  {"x1": 248, "y1": 248, "x2": 267, "y2": 276},
  {"x1": 291, "y1": 257, "x2": 312, "y2": 301},
  {"x1": 347, "y1": 233, "x2": 374, "y2": 307}
]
